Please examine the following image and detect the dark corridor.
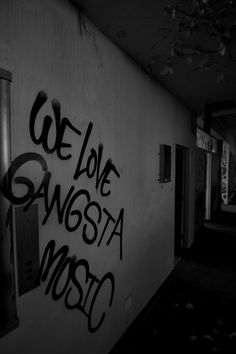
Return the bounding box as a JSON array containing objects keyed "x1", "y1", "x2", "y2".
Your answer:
[
  {"x1": 110, "y1": 210, "x2": 236, "y2": 353},
  {"x1": 175, "y1": 145, "x2": 188, "y2": 259}
]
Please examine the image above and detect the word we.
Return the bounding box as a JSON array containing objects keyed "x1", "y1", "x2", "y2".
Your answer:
[{"x1": 30, "y1": 91, "x2": 120, "y2": 197}]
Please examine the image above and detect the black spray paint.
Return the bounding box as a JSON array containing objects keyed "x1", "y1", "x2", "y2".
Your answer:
[
  {"x1": 40, "y1": 240, "x2": 115, "y2": 333},
  {"x1": 1, "y1": 91, "x2": 124, "y2": 330},
  {"x1": 30, "y1": 91, "x2": 120, "y2": 197},
  {"x1": 1, "y1": 152, "x2": 124, "y2": 260},
  {"x1": 30, "y1": 91, "x2": 81, "y2": 160}
]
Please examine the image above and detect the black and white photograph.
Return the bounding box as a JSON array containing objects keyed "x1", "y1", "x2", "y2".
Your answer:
[{"x1": 0, "y1": 1, "x2": 236, "y2": 353}]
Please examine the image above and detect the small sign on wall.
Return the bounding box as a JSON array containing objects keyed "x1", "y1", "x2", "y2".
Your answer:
[{"x1": 196, "y1": 127, "x2": 217, "y2": 153}]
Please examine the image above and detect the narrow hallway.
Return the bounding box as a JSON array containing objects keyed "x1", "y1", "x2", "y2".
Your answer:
[{"x1": 110, "y1": 211, "x2": 236, "y2": 353}]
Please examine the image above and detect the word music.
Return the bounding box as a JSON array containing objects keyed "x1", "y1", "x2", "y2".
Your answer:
[
  {"x1": 40, "y1": 240, "x2": 114, "y2": 333},
  {"x1": 0, "y1": 90, "x2": 125, "y2": 331}
]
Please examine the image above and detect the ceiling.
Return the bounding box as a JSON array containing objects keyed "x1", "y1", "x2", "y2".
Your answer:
[{"x1": 71, "y1": 0, "x2": 236, "y2": 118}]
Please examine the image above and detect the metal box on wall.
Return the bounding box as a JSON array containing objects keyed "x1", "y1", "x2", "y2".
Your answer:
[
  {"x1": 15, "y1": 204, "x2": 40, "y2": 296},
  {"x1": 159, "y1": 144, "x2": 171, "y2": 183}
]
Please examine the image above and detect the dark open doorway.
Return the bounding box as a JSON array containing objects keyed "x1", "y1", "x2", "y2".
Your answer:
[
  {"x1": 174, "y1": 145, "x2": 189, "y2": 260},
  {"x1": 0, "y1": 69, "x2": 18, "y2": 338}
]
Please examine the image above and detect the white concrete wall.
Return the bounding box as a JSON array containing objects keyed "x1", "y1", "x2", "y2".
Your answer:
[{"x1": 0, "y1": 0, "x2": 195, "y2": 353}]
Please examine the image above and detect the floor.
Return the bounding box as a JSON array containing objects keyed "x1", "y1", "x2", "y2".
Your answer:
[{"x1": 110, "y1": 211, "x2": 236, "y2": 353}]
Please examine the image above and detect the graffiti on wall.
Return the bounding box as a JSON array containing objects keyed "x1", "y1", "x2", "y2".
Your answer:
[
  {"x1": 40, "y1": 240, "x2": 115, "y2": 333},
  {"x1": 1, "y1": 91, "x2": 124, "y2": 332},
  {"x1": 211, "y1": 153, "x2": 221, "y2": 217},
  {"x1": 221, "y1": 141, "x2": 229, "y2": 204},
  {"x1": 228, "y1": 151, "x2": 236, "y2": 201}
]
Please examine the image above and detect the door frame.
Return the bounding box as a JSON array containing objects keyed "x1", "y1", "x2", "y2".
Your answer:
[{"x1": 174, "y1": 144, "x2": 190, "y2": 260}]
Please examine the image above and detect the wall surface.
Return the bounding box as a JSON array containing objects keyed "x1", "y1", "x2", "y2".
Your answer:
[{"x1": 0, "y1": 0, "x2": 195, "y2": 353}]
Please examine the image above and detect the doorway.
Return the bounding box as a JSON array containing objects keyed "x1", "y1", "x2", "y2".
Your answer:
[
  {"x1": 0, "y1": 68, "x2": 18, "y2": 337},
  {"x1": 174, "y1": 145, "x2": 189, "y2": 260}
]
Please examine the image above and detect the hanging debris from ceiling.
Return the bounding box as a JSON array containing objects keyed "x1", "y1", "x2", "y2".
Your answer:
[
  {"x1": 70, "y1": 0, "x2": 93, "y2": 38},
  {"x1": 157, "y1": 0, "x2": 236, "y2": 80},
  {"x1": 160, "y1": 64, "x2": 174, "y2": 76},
  {"x1": 78, "y1": 7, "x2": 93, "y2": 37}
]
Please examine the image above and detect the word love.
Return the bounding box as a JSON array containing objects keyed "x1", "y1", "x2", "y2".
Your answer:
[
  {"x1": 1, "y1": 153, "x2": 124, "y2": 259},
  {"x1": 40, "y1": 240, "x2": 115, "y2": 333},
  {"x1": 30, "y1": 91, "x2": 120, "y2": 197}
]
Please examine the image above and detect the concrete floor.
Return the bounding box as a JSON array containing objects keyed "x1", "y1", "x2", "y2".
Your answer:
[{"x1": 110, "y1": 211, "x2": 236, "y2": 353}]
